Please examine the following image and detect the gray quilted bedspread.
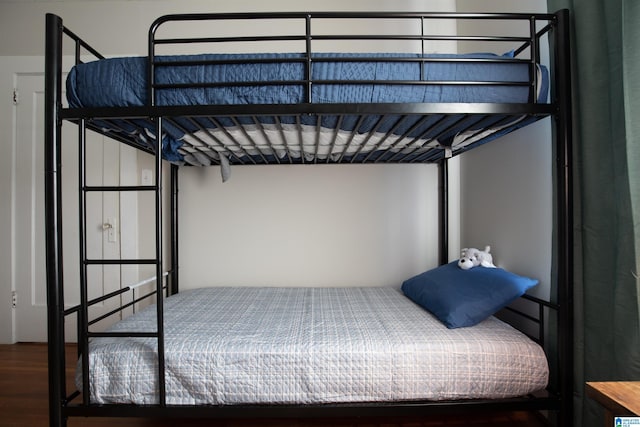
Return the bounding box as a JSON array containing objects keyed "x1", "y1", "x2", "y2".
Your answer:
[{"x1": 81, "y1": 287, "x2": 548, "y2": 405}]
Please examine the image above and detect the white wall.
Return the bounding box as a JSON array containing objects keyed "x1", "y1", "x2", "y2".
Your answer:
[
  {"x1": 179, "y1": 164, "x2": 438, "y2": 289},
  {"x1": 459, "y1": 120, "x2": 552, "y2": 297},
  {"x1": 456, "y1": 0, "x2": 552, "y2": 299},
  {"x1": 0, "y1": 0, "x2": 454, "y2": 56}
]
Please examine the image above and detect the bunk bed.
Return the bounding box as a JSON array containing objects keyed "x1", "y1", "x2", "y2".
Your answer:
[{"x1": 44, "y1": 10, "x2": 573, "y2": 427}]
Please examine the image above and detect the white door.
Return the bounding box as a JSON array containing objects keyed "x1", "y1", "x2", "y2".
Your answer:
[{"x1": 14, "y1": 72, "x2": 139, "y2": 342}]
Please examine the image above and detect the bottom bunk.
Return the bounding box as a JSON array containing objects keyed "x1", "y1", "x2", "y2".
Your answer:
[{"x1": 75, "y1": 285, "x2": 551, "y2": 408}]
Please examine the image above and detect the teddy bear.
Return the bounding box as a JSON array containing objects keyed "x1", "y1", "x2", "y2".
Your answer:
[{"x1": 457, "y1": 246, "x2": 496, "y2": 270}]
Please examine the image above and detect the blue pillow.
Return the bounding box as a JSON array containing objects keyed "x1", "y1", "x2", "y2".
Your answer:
[{"x1": 401, "y1": 261, "x2": 538, "y2": 329}]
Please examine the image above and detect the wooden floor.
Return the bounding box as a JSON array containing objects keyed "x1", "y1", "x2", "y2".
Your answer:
[{"x1": 0, "y1": 343, "x2": 550, "y2": 427}]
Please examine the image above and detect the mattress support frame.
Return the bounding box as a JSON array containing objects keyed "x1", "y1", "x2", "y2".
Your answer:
[
  {"x1": 62, "y1": 394, "x2": 560, "y2": 420},
  {"x1": 44, "y1": 10, "x2": 574, "y2": 427}
]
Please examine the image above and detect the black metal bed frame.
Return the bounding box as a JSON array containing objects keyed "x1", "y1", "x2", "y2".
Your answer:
[{"x1": 44, "y1": 10, "x2": 573, "y2": 427}]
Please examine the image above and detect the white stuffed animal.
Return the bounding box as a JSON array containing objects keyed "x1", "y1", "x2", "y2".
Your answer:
[{"x1": 458, "y1": 246, "x2": 496, "y2": 270}]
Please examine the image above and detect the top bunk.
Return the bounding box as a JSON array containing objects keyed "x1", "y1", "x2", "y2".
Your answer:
[{"x1": 47, "y1": 10, "x2": 569, "y2": 168}]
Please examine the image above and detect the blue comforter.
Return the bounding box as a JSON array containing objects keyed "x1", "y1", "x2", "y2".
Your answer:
[{"x1": 66, "y1": 52, "x2": 548, "y2": 163}]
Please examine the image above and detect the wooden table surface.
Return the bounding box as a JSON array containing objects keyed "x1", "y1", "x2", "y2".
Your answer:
[{"x1": 586, "y1": 381, "x2": 640, "y2": 417}]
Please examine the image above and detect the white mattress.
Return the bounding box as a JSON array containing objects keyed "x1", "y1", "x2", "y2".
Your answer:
[{"x1": 81, "y1": 287, "x2": 549, "y2": 405}]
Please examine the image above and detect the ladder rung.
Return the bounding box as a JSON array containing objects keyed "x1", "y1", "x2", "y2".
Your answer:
[
  {"x1": 84, "y1": 185, "x2": 157, "y2": 192},
  {"x1": 84, "y1": 258, "x2": 158, "y2": 265},
  {"x1": 88, "y1": 332, "x2": 159, "y2": 338}
]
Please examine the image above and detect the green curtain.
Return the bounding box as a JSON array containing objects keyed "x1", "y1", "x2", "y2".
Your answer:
[{"x1": 546, "y1": 1, "x2": 640, "y2": 426}]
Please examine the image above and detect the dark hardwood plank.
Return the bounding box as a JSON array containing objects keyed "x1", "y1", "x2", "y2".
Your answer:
[{"x1": 0, "y1": 343, "x2": 549, "y2": 427}]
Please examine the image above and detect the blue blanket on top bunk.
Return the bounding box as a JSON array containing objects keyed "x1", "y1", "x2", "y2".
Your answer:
[{"x1": 66, "y1": 52, "x2": 548, "y2": 164}]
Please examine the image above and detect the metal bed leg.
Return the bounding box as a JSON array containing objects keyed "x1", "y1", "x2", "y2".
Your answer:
[
  {"x1": 155, "y1": 117, "x2": 167, "y2": 405},
  {"x1": 439, "y1": 157, "x2": 449, "y2": 266},
  {"x1": 170, "y1": 164, "x2": 179, "y2": 295},
  {"x1": 45, "y1": 13, "x2": 67, "y2": 427},
  {"x1": 553, "y1": 9, "x2": 574, "y2": 427}
]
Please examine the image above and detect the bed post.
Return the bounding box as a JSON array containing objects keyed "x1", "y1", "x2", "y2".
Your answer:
[
  {"x1": 439, "y1": 157, "x2": 449, "y2": 266},
  {"x1": 170, "y1": 164, "x2": 179, "y2": 295},
  {"x1": 553, "y1": 8, "x2": 574, "y2": 427},
  {"x1": 44, "y1": 13, "x2": 67, "y2": 427}
]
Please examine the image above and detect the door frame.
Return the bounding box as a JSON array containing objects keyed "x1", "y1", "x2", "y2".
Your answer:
[{"x1": 2, "y1": 56, "x2": 140, "y2": 343}]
